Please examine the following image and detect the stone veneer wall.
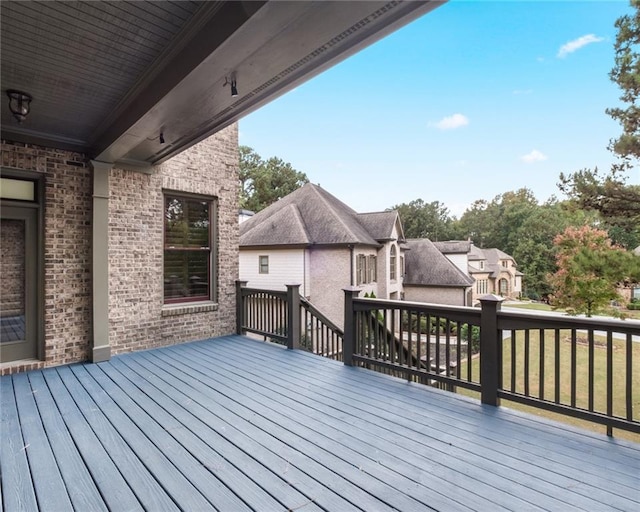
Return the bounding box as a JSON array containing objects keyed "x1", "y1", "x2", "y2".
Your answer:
[
  {"x1": 1, "y1": 123, "x2": 239, "y2": 373},
  {"x1": 1, "y1": 141, "x2": 92, "y2": 373},
  {"x1": 108, "y1": 124, "x2": 239, "y2": 354}
]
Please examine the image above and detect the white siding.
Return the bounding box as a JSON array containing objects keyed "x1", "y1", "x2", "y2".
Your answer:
[{"x1": 239, "y1": 249, "x2": 305, "y2": 291}]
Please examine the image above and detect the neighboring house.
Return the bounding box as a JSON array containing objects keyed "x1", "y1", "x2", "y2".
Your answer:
[
  {"x1": 0, "y1": 2, "x2": 438, "y2": 374},
  {"x1": 404, "y1": 239, "x2": 474, "y2": 306},
  {"x1": 435, "y1": 241, "x2": 523, "y2": 304},
  {"x1": 468, "y1": 245, "x2": 522, "y2": 303},
  {"x1": 239, "y1": 183, "x2": 406, "y2": 328}
]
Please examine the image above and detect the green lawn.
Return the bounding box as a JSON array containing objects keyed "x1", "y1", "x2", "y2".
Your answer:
[{"x1": 458, "y1": 331, "x2": 640, "y2": 443}]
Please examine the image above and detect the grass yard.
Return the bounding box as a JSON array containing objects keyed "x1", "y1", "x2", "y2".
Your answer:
[
  {"x1": 458, "y1": 330, "x2": 640, "y2": 443},
  {"x1": 507, "y1": 301, "x2": 640, "y2": 320}
]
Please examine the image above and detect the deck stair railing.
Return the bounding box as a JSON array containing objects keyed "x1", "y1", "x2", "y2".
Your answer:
[{"x1": 236, "y1": 281, "x2": 344, "y2": 361}]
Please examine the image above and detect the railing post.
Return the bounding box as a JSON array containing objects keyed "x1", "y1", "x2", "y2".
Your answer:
[
  {"x1": 236, "y1": 280, "x2": 248, "y2": 335},
  {"x1": 286, "y1": 284, "x2": 301, "y2": 350},
  {"x1": 479, "y1": 294, "x2": 504, "y2": 406},
  {"x1": 343, "y1": 286, "x2": 361, "y2": 366}
]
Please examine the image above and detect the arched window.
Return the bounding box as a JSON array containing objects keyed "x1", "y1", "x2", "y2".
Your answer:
[
  {"x1": 499, "y1": 278, "x2": 509, "y2": 296},
  {"x1": 390, "y1": 245, "x2": 397, "y2": 280}
]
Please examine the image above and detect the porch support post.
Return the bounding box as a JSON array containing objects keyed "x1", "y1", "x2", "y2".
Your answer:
[
  {"x1": 286, "y1": 284, "x2": 301, "y2": 350},
  {"x1": 479, "y1": 294, "x2": 504, "y2": 406},
  {"x1": 235, "y1": 280, "x2": 247, "y2": 335},
  {"x1": 343, "y1": 286, "x2": 360, "y2": 366},
  {"x1": 91, "y1": 160, "x2": 112, "y2": 363}
]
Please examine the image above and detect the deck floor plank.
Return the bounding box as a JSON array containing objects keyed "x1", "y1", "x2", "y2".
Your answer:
[
  {"x1": 204, "y1": 337, "x2": 639, "y2": 508},
  {"x1": 11, "y1": 373, "x2": 73, "y2": 511},
  {"x1": 124, "y1": 351, "x2": 402, "y2": 512},
  {"x1": 0, "y1": 377, "x2": 38, "y2": 511},
  {"x1": 226, "y1": 336, "x2": 640, "y2": 479},
  {"x1": 161, "y1": 342, "x2": 547, "y2": 511},
  {"x1": 146, "y1": 348, "x2": 461, "y2": 512},
  {"x1": 64, "y1": 364, "x2": 242, "y2": 511},
  {"x1": 2, "y1": 335, "x2": 638, "y2": 512},
  {"x1": 25, "y1": 372, "x2": 108, "y2": 512},
  {"x1": 184, "y1": 340, "x2": 628, "y2": 512},
  {"x1": 42, "y1": 367, "x2": 165, "y2": 511},
  {"x1": 83, "y1": 362, "x2": 301, "y2": 512}
]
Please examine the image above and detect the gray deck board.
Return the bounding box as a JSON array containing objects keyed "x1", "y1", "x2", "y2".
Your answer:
[
  {"x1": 179, "y1": 340, "x2": 629, "y2": 511},
  {"x1": 201, "y1": 337, "x2": 639, "y2": 508},
  {"x1": 2, "y1": 335, "x2": 639, "y2": 512}
]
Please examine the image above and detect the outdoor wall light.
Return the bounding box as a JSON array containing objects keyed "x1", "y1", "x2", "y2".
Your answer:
[
  {"x1": 224, "y1": 76, "x2": 238, "y2": 98},
  {"x1": 159, "y1": 132, "x2": 165, "y2": 144},
  {"x1": 6, "y1": 89, "x2": 32, "y2": 123}
]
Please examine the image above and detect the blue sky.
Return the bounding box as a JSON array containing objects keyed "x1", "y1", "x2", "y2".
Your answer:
[{"x1": 239, "y1": 0, "x2": 639, "y2": 217}]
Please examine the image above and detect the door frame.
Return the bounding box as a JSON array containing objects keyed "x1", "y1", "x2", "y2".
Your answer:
[{"x1": 0, "y1": 168, "x2": 44, "y2": 362}]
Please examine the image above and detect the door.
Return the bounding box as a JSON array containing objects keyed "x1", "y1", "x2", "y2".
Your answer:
[{"x1": 1, "y1": 206, "x2": 38, "y2": 361}]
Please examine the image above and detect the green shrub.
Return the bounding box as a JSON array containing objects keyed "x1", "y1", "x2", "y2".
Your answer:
[
  {"x1": 627, "y1": 302, "x2": 640, "y2": 310},
  {"x1": 459, "y1": 324, "x2": 481, "y2": 354}
]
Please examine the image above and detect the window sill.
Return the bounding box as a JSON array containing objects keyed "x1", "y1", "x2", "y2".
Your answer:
[{"x1": 161, "y1": 301, "x2": 218, "y2": 317}]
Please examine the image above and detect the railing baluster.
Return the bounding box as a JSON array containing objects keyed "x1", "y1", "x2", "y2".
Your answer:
[
  {"x1": 416, "y1": 312, "x2": 422, "y2": 371},
  {"x1": 626, "y1": 332, "x2": 633, "y2": 422},
  {"x1": 539, "y1": 329, "x2": 545, "y2": 401},
  {"x1": 588, "y1": 329, "x2": 594, "y2": 412},
  {"x1": 435, "y1": 317, "x2": 441, "y2": 378},
  {"x1": 466, "y1": 323, "x2": 472, "y2": 383},
  {"x1": 607, "y1": 331, "x2": 613, "y2": 437},
  {"x1": 571, "y1": 329, "x2": 577, "y2": 409},
  {"x1": 511, "y1": 330, "x2": 517, "y2": 393},
  {"x1": 554, "y1": 329, "x2": 560, "y2": 404},
  {"x1": 524, "y1": 330, "x2": 530, "y2": 397},
  {"x1": 445, "y1": 318, "x2": 451, "y2": 377}
]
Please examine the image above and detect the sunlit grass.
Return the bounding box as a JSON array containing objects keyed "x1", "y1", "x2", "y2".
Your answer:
[{"x1": 458, "y1": 330, "x2": 640, "y2": 444}]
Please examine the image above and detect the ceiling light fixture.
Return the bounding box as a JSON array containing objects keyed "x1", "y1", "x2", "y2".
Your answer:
[{"x1": 6, "y1": 89, "x2": 33, "y2": 123}]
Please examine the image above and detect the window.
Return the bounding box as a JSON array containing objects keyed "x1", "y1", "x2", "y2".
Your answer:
[
  {"x1": 479, "y1": 261, "x2": 484, "y2": 270},
  {"x1": 390, "y1": 245, "x2": 397, "y2": 280},
  {"x1": 368, "y1": 255, "x2": 377, "y2": 283},
  {"x1": 400, "y1": 256, "x2": 405, "y2": 278},
  {"x1": 259, "y1": 255, "x2": 269, "y2": 274},
  {"x1": 164, "y1": 194, "x2": 215, "y2": 303},
  {"x1": 477, "y1": 279, "x2": 488, "y2": 294},
  {"x1": 501, "y1": 260, "x2": 508, "y2": 268},
  {"x1": 499, "y1": 278, "x2": 509, "y2": 295},
  {"x1": 357, "y1": 254, "x2": 367, "y2": 285}
]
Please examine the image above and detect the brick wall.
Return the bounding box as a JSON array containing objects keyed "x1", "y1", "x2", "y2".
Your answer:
[
  {"x1": 108, "y1": 124, "x2": 239, "y2": 354},
  {"x1": 1, "y1": 141, "x2": 92, "y2": 371},
  {"x1": 1, "y1": 123, "x2": 239, "y2": 372}
]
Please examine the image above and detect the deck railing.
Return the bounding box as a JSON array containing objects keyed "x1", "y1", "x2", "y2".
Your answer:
[
  {"x1": 237, "y1": 282, "x2": 639, "y2": 436},
  {"x1": 236, "y1": 282, "x2": 344, "y2": 360}
]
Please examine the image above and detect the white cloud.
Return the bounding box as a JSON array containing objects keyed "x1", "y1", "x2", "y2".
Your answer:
[
  {"x1": 557, "y1": 34, "x2": 604, "y2": 58},
  {"x1": 521, "y1": 149, "x2": 548, "y2": 163},
  {"x1": 431, "y1": 113, "x2": 469, "y2": 130}
]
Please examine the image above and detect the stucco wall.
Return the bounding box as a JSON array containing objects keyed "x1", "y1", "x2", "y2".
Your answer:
[
  {"x1": 2, "y1": 140, "x2": 92, "y2": 373},
  {"x1": 403, "y1": 286, "x2": 467, "y2": 307},
  {"x1": 308, "y1": 247, "x2": 352, "y2": 329},
  {"x1": 108, "y1": 124, "x2": 239, "y2": 354}
]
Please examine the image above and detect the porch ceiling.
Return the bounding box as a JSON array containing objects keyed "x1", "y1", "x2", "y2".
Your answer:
[{"x1": 1, "y1": 0, "x2": 443, "y2": 170}]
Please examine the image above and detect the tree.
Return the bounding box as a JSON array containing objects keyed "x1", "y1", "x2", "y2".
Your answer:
[
  {"x1": 239, "y1": 145, "x2": 309, "y2": 212},
  {"x1": 389, "y1": 199, "x2": 456, "y2": 240},
  {"x1": 548, "y1": 226, "x2": 640, "y2": 316},
  {"x1": 559, "y1": 1, "x2": 640, "y2": 240}
]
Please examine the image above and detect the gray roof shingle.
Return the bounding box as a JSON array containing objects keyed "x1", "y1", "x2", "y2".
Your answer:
[
  {"x1": 405, "y1": 239, "x2": 474, "y2": 287},
  {"x1": 240, "y1": 183, "x2": 395, "y2": 247}
]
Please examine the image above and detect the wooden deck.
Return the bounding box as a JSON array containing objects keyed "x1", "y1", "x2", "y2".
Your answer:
[{"x1": 1, "y1": 335, "x2": 639, "y2": 511}]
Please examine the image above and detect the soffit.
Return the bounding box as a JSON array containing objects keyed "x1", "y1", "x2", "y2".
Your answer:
[{"x1": 1, "y1": 1, "x2": 444, "y2": 169}]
